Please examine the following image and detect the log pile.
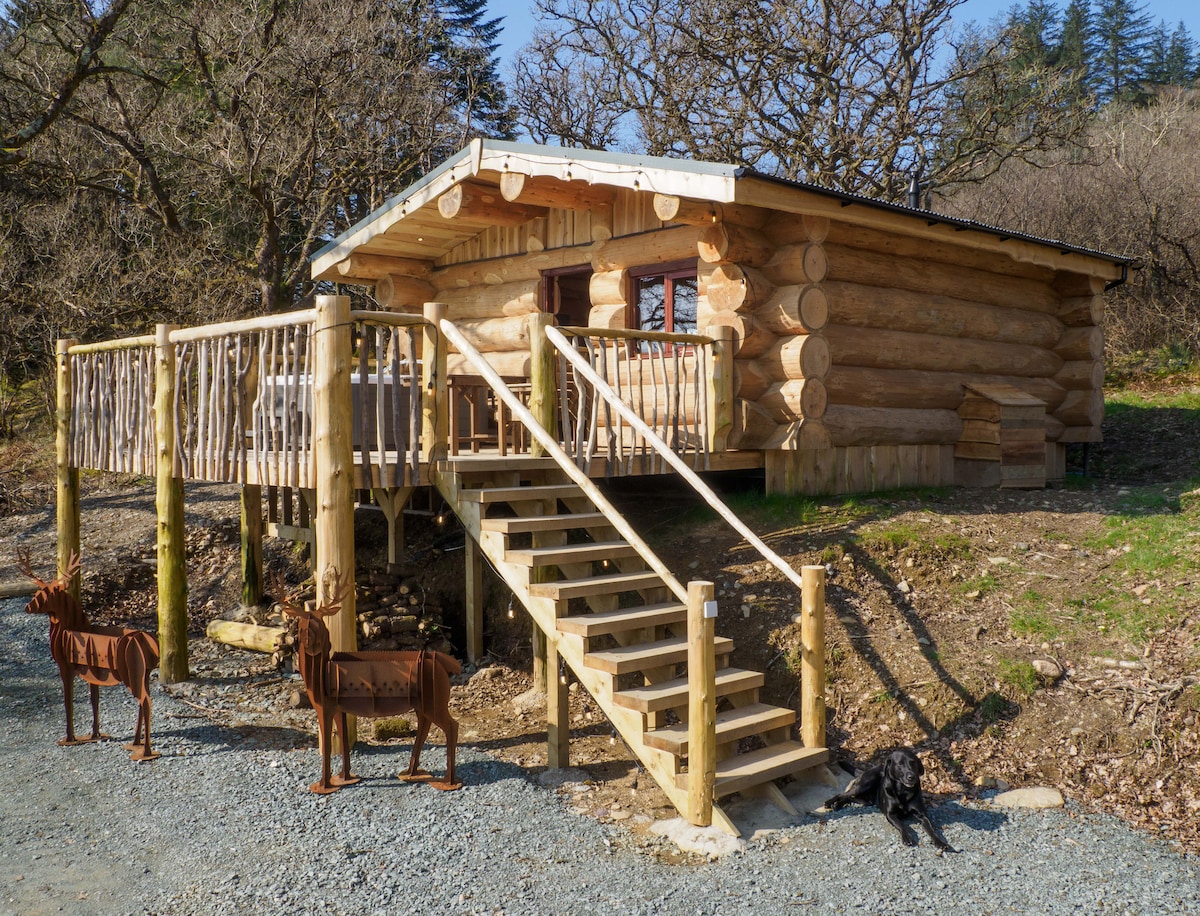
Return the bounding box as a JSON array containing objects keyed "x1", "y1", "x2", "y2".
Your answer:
[{"x1": 354, "y1": 566, "x2": 451, "y2": 653}]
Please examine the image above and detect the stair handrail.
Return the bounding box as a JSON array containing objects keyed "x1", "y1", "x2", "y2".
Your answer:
[
  {"x1": 544, "y1": 324, "x2": 807, "y2": 593},
  {"x1": 437, "y1": 318, "x2": 689, "y2": 605}
]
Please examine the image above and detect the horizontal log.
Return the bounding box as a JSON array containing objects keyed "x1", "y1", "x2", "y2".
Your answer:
[
  {"x1": 1053, "y1": 389, "x2": 1103, "y2": 428},
  {"x1": 439, "y1": 278, "x2": 539, "y2": 320},
  {"x1": 755, "y1": 284, "x2": 829, "y2": 334},
  {"x1": 1058, "y1": 294, "x2": 1103, "y2": 328},
  {"x1": 825, "y1": 365, "x2": 1067, "y2": 412},
  {"x1": 501, "y1": 173, "x2": 615, "y2": 210},
  {"x1": 447, "y1": 350, "x2": 531, "y2": 377},
  {"x1": 1055, "y1": 359, "x2": 1104, "y2": 391},
  {"x1": 824, "y1": 405, "x2": 962, "y2": 447},
  {"x1": 732, "y1": 359, "x2": 772, "y2": 400},
  {"x1": 1053, "y1": 273, "x2": 1104, "y2": 298},
  {"x1": 432, "y1": 247, "x2": 591, "y2": 290},
  {"x1": 1044, "y1": 415, "x2": 1065, "y2": 441},
  {"x1": 337, "y1": 253, "x2": 433, "y2": 281},
  {"x1": 773, "y1": 219, "x2": 1059, "y2": 284},
  {"x1": 376, "y1": 274, "x2": 436, "y2": 310},
  {"x1": 823, "y1": 323, "x2": 1062, "y2": 378},
  {"x1": 1055, "y1": 326, "x2": 1103, "y2": 362},
  {"x1": 760, "y1": 334, "x2": 831, "y2": 382},
  {"x1": 439, "y1": 181, "x2": 547, "y2": 226},
  {"x1": 821, "y1": 280, "x2": 1063, "y2": 348},
  {"x1": 0, "y1": 581, "x2": 35, "y2": 598},
  {"x1": 761, "y1": 242, "x2": 828, "y2": 286},
  {"x1": 591, "y1": 227, "x2": 700, "y2": 272},
  {"x1": 587, "y1": 303, "x2": 628, "y2": 329},
  {"x1": 728, "y1": 398, "x2": 785, "y2": 449},
  {"x1": 757, "y1": 378, "x2": 828, "y2": 422},
  {"x1": 1058, "y1": 425, "x2": 1102, "y2": 443},
  {"x1": 206, "y1": 620, "x2": 288, "y2": 653},
  {"x1": 651, "y1": 194, "x2": 767, "y2": 227},
  {"x1": 454, "y1": 315, "x2": 532, "y2": 353},
  {"x1": 590, "y1": 268, "x2": 628, "y2": 307},
  {"x1": 823, "y1": 244, "x2": 1060, "y2": 313},
  {"x1": 705, "y1": 263, "x2": 776, "y2": 312},
  {"x1": 698, "y1": 223, "x2": 774, "y2": 266},
  {"x1": 706, "y1": 310, "x2": 775, "y2": 360}
]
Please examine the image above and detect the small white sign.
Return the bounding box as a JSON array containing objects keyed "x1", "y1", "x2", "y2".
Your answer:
[{"x1": 703, "y1": 600, "x2": 718, "y2": 619}]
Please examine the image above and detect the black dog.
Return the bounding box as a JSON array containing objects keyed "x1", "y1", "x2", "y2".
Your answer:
[{"x1": 824, "y1": 747, "x2": 953, "y2": 850}]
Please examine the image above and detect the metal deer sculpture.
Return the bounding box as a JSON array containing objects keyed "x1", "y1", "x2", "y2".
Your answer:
[
  {"x1": 281, "y1": 571, "x2": 462, "y2": 794},
  {"x1": 19, "y1": 550, "x2": 160, "y2": 761}
]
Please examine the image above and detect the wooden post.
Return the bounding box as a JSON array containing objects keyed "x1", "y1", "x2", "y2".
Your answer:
[
  {"x1": 154, "y1": 324, "x2": 189, "y2": 683},
  {"x1": 706, "y1": 325, "x2": 734, "y2": 454},
  {"x1": 464, "y1": 530, "x2": 484, "y2": 664},
  {"x1": 421, "y1": 301, "x2": 448, "y2": 465},
  {"x1": 527, "y1": 311, "x2": 556, "y2": 456},
  {"x1": 800, "y1": 565, "x2": 827, "y2": 749},
  {"x1": 313, "y1": 295, "x2": 357, "y2": 742},
  {"x1": 55, "y1": 339, "x2": 81, "y2": 603},
  {"x1": 687, "y1": 580, "x2": 717, "y2": 827},
  {"x1": 240, "y1": 484, "x2": 263, "y2": 608},
  {"x1": 547, "y1": 637, "x2": 570, "y2": 768}
]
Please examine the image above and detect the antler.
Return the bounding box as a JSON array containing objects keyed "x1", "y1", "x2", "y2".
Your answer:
[
  {"x1": 16, "y1": 548, "x2": 79, "y2": 591},
  {"x1": 271, "y1": 571, "x2": 308, "y2": 619}
]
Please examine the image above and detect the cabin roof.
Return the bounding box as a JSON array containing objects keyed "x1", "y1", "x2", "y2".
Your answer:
[{"x1": 310, "y1": 139, "x2": 1136, "y2": 283}]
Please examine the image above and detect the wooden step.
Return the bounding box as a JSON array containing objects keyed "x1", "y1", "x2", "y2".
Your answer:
[
  {"x1": 675, "y1": 741, "x2": 829, "y2": 798},
  {"x1": 461, "y1": 483, "x2": 581, "y2": 505},
  {"x1": 505, "y1": 541, "x2": 639, "y2": 567},
  {"x1": 528, "y1": 569, "x2": 662, "y2": 601},
  {"x1": 584, "y1": 635, "x2": 733, "y2": 676},
  {"x1": 612, "y1": 667, "x2": 764, "y2": 714},
  {"x1": 443, "y1": 456, "x2": 559, "y2": 472},
  {"x1": 480, "y1": 512, "x2": 611, "y2": 534},
  {"x1": 642, "y1": 703, "x2": 796, "y2": 755},
  {"x1": 556, "y1": 602, "x2": 686, "y2": 638}
]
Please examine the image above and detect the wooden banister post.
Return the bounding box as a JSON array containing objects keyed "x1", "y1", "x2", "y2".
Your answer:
[
  {"x1": 421, "y1": 301, "x2": 448, "y2": 465},
  {"x1": 55, "y1": 339, "x2": 81, "y2": 603},
  {"x1": 706, "y1": 325, "x2": 734, "y2": 454},
  {"x1": 155, "y1": 324, "x2": 189, "y2": 683},
  {"x1": 687, "y1": 580, "x2": 717, "y2": 827},
  {"x1": 800, "y1": 564, "x2": 827, "y2": 748},
  {"x1": 527, "y1": 311, "x2": 556, "y2": 456}
]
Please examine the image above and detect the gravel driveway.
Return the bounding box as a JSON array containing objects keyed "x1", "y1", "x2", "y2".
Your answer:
[{"x1": 2, "y1": 596, "x2": 1197, "y2": 916}]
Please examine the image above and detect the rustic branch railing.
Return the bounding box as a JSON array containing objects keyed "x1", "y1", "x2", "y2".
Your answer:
[
  {"x1": 554, "y1": 326, "x2": 713, "y2": 475},
  {"x1": 67, "y1": 335, "x2": 157, "y2": 476}
]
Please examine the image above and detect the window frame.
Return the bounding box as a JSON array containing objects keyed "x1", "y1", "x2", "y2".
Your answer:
[{"x1": 627, "y1": 259, "x2": 700, "y2": 338}]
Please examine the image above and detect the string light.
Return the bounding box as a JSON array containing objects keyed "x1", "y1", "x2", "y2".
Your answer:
[
  {"x1": 506, "y1": 596, "x2": 515, "y2": 620},
  {"x1": 558, "y1": 658, "x2": 568, "y2": 686}
]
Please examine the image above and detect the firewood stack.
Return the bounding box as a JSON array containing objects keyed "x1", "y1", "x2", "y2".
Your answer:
[{"x1": 354, "y1": 567, "x2": 450, "y2": 653}]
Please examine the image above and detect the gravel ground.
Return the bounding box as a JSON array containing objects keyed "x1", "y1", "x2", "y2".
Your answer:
[{"x1": 2, "y1": 596, "x2": 1198, "y2": 916}]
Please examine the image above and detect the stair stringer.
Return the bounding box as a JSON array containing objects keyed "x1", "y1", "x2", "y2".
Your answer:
[{"x1": 435, "y1": 464, "x2": 738, "y2": 829}]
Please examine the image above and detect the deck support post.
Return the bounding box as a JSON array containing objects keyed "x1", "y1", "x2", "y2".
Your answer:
[
  {"x1": 547, "y1": 636, "x2": 570, "y2": 768},
  {"x1": 705, "y1": 325, "x2": 734, "y2": 454},
  {"x1": 154, "y1": 324, "x2": 189, "y2": 683},
  {"x1": 313, "y1": 295, "x2": 358, "y2": 745},
  {"x1": 55, "y1": 339, "x2": 81, "y2": 603},
  {"x1": 464, "y1": 530, "x2": 485, "y2": 664},
  {"x1": 800, "y1": 565, "x2": 827, "y2": 748},
  {"x1": 373, "y1": 487, "x2": 413, "y2": 566},
  {"x1": 687, "y1": 580, "x2": 717, "y2": 827},
  {"x1": 240, "y1": 484, "x2": 263, "y2": 608},
  {"x1": 421, "y1": 302, "x2": 448, "y2": 465}
]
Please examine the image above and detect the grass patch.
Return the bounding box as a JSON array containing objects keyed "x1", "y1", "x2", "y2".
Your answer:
[
  {"x1": 977, "y1": 692, "x2": 1011, "y2": 723},
  {"x1": 1009, "y1": 589, "x2": 1061, "y2": 641},
  {"x1": 957, "y1": 572, "x2": 999, "y2": 597},
  {"x1": 996, "y1": 658, "x2": 1039, "y2": 698}
]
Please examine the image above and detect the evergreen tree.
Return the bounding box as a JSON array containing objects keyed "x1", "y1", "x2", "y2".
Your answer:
[
  {"x1": 1093, "y1": 0, "x2": 1153, "y2": 104},
  {"x1": 1164, "y1": 22, "x2": 1197, "y2": 85},
  {"x1": 1056, "y1": 0, "x2": 1097, "y2": 100}
]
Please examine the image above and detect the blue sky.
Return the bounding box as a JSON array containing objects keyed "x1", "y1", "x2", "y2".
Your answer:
[{"x1": 487, "y1": 0, "x2": 1200, "y2": 68}]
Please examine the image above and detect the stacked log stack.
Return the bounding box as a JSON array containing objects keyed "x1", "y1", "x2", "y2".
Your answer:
[
  {"x1": 694, "y1": 212, "x2": 832, "y2": 451},
  {"x1": 355, "y1": 567, "x2": 451, "y2": 653}
]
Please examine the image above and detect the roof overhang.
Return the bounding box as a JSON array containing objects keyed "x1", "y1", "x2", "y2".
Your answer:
[{"x1": 310, "y1": 139, "x2": 1137, "y2": 285}]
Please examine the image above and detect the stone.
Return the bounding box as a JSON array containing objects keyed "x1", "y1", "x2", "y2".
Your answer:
[
  {"x1": 1032, "y1": 659, "x2": 1063, "y2": 682},
  {"x1": 990, "y1": 787, "x2": 1064, "y2": 808}
]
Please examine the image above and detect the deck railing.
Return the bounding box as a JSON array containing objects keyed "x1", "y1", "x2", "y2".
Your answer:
[
  {"x1": 553, "y1": 326, "x2": 726, "y2": 474},
  {"x1": 66, "y1": 335, "x2": 158, "y2": 476}
]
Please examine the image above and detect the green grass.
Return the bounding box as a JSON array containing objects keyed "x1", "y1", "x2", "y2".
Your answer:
[
  {"x1": 996, "y1": 658, "x2": 1039, "y2": 697},
  {"x1": 1009, "y1": 589, "x2": 1061, "y2": 640},
  {"x1": 957, "y1": 572, "x2": 999, "y2": 597}
]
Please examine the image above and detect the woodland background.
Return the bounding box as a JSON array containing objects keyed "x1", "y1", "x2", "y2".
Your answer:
[{"x1": 2, "y1": 0, "x2": 1198, "y2": 435}]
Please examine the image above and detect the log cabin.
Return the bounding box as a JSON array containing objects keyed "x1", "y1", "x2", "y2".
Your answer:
[{"x1": 52, "y1": 139, "x2": 1133, "y2": 834}]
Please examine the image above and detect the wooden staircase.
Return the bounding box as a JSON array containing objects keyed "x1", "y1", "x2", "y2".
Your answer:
[{"x1": 436, "y1": 454, "x2": 828, "y2": 832}]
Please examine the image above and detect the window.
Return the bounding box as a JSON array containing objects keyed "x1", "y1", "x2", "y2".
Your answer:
[
  {"x1": 541, "y1": 265, "x2": 593, "y2": 329},
  {"x1": 629, "y1": 261, "x2": 698, "y2": 336}
]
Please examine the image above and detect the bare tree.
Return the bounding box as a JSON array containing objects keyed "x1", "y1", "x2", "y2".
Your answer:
[{"x1": 514, "y1": 0, "x2": 1094, "y2": 199}]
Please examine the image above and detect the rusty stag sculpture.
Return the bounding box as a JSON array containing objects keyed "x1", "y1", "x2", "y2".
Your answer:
[
  {"x1": 20, "y1": 550, "x2": 160, "y2": 761},
  {"x1": 281, "y1": 571, "x2": 462, "y2": 793}
]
